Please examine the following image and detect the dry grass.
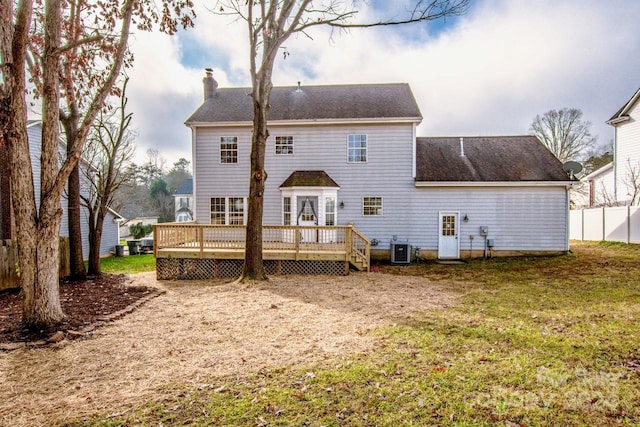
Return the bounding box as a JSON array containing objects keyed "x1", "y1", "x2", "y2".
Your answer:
[{"x1": 0, "y1": 271, "x2": 458, "y2": 426}]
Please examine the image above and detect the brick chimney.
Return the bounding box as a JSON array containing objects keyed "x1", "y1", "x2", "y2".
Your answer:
[{"x1": 203, "y1": 68, "x2": 218, "y2": 100}]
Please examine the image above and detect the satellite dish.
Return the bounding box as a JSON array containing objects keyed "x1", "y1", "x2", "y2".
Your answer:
[{"x1": 562, "y1": 161, "x2": 583, "y2": 180}]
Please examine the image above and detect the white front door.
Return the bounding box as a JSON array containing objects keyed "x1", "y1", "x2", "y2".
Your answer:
[
  {"x1": 438, "y1": 212, "x2": 460, "y2": 259},
  {"x1": 297, "y1": 196, "x2": 318, "y2": 243}
]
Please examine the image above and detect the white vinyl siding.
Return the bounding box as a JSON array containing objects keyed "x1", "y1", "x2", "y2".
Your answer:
[
  {"x1": 614, "y1": 101, "x2": 640, "y2": 204},
  {"x1": 191, "y1": 123, "x2": 569, "y2": 254}
]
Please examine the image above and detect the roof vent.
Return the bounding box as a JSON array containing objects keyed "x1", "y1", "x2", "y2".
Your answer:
[
  {"x1": 459, "y1": 137, "x2": 465, "y2": 157},
  {"x1": 295, "y1": 81, "x2": 303, "y2": 93}
]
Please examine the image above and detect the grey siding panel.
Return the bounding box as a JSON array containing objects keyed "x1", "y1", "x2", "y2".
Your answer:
[
  {"x1": 27, "y1": 123, "x2": 117, "y2": 258},
  {"x1": 100, "y1": 211, "x2": 120, "y2": 256},
  {"x1": 192, "y1": 123, "x2": 568, "y2": 253},
  {"x1": 194, "y1": 123, "x2": 415, "y2": 225}
]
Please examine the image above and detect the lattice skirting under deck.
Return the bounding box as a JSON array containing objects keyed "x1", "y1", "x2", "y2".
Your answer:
[{"x1": 156, "y1": 258, "x2": 348, "y2": 280}]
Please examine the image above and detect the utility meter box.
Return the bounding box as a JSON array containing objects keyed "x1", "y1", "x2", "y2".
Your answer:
[{"x1": 480, "y1": 226, "x2": 489, "y2": 236}]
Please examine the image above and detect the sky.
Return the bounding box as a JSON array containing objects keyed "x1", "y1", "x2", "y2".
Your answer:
[{"x1": 123, "y1": 0, "x2": 640, "y2": 167}]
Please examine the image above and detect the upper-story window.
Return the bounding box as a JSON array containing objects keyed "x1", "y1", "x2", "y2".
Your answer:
[
  {"x1": 275, "y1": 136, "x2": 294, "y2": 155},
  {"x1": 347, "y1": 134, "x2": 367, "y2": 163},
  {"x1": 220, "y1": 136, "x2": 238, "y2": 164},
  {"x1": 363, "y1": 196, "x2": 383, "y2": 216}
]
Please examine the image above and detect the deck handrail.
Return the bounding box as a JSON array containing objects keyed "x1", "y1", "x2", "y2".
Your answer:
[{"x1": 153, "y1": 224, "x2": 370, "y2": 269}]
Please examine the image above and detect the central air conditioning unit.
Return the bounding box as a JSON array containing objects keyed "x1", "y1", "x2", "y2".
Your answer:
[{"x1": 390, "y1": 240, "x2": 411, "y2": 264}]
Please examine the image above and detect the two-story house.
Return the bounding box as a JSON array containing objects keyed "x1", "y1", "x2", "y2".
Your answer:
[
  {"x1": 596, "y1": 87, "x2": 640, "y2": 206},
  {"x1": 181, "y1": 70, "x2": 573, "y2": 263}
]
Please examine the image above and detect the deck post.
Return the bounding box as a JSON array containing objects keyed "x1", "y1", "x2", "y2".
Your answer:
[
  {"x1": 295, "y1": 226, "x2": 301, "y2": 261},
  {"x1": 199, "y1": 226, "x2": 204, "y2": 256},
  {"x1": 345, "y1": 225, "x2": 353, "y2": 264}
]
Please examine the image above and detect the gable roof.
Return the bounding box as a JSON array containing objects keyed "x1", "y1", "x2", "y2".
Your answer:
[
  {"x1": 581, "y1": 161, "x2": 613, "y2": 182},
  {"x1": 280, "y1": 171, "x2": 340, "y2": 188},
  {"x1": 415, "y1": 136, "x2": 571, "y2": 183},
  {"x1": 174, "y1": 178, "x2": 193, "y2": 195},
  {"x1": 607, "y1": 87, "x2": 640, "y2": 125},
  {"x1": 186, "y1": 83, "x2": 422, "y2": 125}
]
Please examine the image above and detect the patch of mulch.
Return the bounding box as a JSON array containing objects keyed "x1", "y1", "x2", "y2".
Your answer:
[{"x1": 0, "y1": 274, "x2": 156, "y2": 345}]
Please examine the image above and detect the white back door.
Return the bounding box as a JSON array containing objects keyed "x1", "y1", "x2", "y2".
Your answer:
[{"x1": 438, "y1": 212, "x2": 460, "y2": 259}]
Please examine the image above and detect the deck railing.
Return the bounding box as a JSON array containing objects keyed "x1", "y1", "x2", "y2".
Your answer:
[{"x1": 153, "y1": 223, "x2": 370, "y2": 270}]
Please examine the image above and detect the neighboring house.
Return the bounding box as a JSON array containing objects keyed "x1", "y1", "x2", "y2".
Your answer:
[
  {"x1": 0, "y1": 121, "x2": 122, "y2": 256},
  {"x1": 174, "y1": 178, "x2": 193, "y2": 222},
  {"x1": 601, "y1": 87, "x2": 640, "y2": 206},
  {"x1": 577, "y1": 162, "x2": 615, "y2": 208},
  {"x1": 184, "y1": 70, "x2": 574, "y2": 260}
]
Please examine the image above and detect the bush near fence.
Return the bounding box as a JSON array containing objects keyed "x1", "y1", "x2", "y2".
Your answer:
[
  {"x1": 0, "y1": 237, "x2": 70, "y2": 291},
  {"x1": 570, "y1": 206, "x2": 640, "y2": 244}
]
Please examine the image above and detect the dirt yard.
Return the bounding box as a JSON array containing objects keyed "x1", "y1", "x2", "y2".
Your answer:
[{"x1": 0, "y1": 271, "x2": 458, "y2": 426}]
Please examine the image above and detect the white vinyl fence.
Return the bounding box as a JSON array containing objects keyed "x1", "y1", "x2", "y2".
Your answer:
[{"x1": 570, "y1": 206, "x2": 640, "y2": 244}]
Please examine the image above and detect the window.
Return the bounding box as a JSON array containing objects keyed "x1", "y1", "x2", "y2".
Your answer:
[
  {"x1": 283, "y1": 197, "x2": 291, "y2": 225},
  {"x1": 348, "y1": 134, "x2": 367, "y2": 163},
  {"x1": 275, "y1": 136, "x2": 294, "y2": 155},
  {"x1": 325, "y1": 197, "x2": 335, "y2": 226},
  {"x1": 229, "y1": 197, "x2": 244, "y2": 225},
  {"x1": 441, "y1": 215, "x2": 456, "y2": 236},
  {"x1": 301, "y1": 199, "x2": 315, "y2": 222},
  {"x1": 220, "y1": 136, "x2": 238, "y2": 164},
  {"x1": 363, "y1": 197, "x2": 382, "y2": 216},
  {"x1": 210, "y1": 197, "x2": 226, "y2": 224},
  {"x1": 210, "y1": 197, "x2": 246, "y2": 224},
  {"x1": 179, "y1": 197, "x2": 190, "y2": 208}
]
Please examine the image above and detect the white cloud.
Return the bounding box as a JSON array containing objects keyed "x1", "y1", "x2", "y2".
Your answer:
[{"x1": 125, "y1": 0, "x2": 640, "y2": 165}]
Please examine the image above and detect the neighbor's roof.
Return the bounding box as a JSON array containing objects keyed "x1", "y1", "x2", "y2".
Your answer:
[
  {"x1": 174, "y1": 178, "x2": 193, "y2": 195},
  {"x1": 186, "y1": 83, "x2": 422, "y2": 124},
  {"x1": 415, "y1": 136, "x2": 571, "y2": 182},
  {"x1": 280, "y1": 171, "x2": 340, "y2": 188},
  {"x1": 607, "y1": 87, "x2": 640, "y2": 125}
]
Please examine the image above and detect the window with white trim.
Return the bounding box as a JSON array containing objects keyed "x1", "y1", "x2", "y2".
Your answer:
[
  {"x1": 210, "y1": 197, "x2": 246, "y2": 224},
  {"x1": 363, "y1": 196, "x2": 382, "y2": 216},
  {"x1": 210, "y1": 197, "x2": 226, "y2": 224},
  {"x1": 220, "y1": 136, "x2": 238, "y2": 164},
  {"x1": 275, "y1": 136, "x2": 294, "y2": 155},
  {"x1": 325, "y1": 197, "x2": 335, "y2": 226},
  {"x1": 347, "y1": 134, "x2": 367, "y2": 163},
  {"x1": 283, "y1": 197, "x2": 291, "y2": 225}
]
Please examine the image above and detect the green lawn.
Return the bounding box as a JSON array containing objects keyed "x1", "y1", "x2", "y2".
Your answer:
[
  {"x1": 98, "y1": 254, "x2": 156, "y2": 274},
  {"x1": 77, "y1": 242, "x2": 640, "y2": 426}
]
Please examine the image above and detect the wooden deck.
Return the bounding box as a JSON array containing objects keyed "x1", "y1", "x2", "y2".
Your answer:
[{"x1": 153, "y1": 224, "x2": 370, "y2": 274}]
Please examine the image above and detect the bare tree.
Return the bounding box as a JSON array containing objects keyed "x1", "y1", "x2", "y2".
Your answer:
[
  {"x1": 214, "y1": 0, "x2": 469, "y2": 281},
  {"x1": 621, "y1": 159, "x2": 640, "y2": 206},
  {"x1": 81, "y1": 78, "x2": 136, "y2": 275},
  {"x1": 530, "y1": 108, "x2": 597, "y2": 163},
  {"x1": 0, "y1": 0, "x2": 194, "y2": 328}
]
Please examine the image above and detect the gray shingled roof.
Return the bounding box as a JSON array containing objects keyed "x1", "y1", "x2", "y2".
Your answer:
[
  {"x1": 174, "y1": 178, "x2": 193, "y2": 195},
  {"x1": 415, "y1": 136, "x2": 571, "y2": 182},
  {"x1": 607, "y1": 87, "x2": 640, "y2": 123},
  {"x1": 280, "y1": 171, "x2": 340, "y2": 188},
  {"x1": 186, "y1": 83, "x2": 422, "y2": 124}
]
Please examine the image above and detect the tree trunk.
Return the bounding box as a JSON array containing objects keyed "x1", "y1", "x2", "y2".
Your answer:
[
  {"x1": 19, "y1": 0, "x2": 66, "y2": 327},
  {"x1": 242, "y1": 77, "x2": 272, "y2": 281},
  {"x1": 67, "y1": 159, "x2": 86, "y2": 278},
  {"x1": 87, "y1": 206, "x2": 105, "y2": 275}
]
